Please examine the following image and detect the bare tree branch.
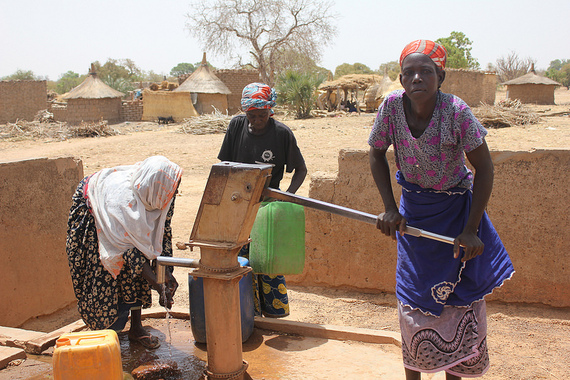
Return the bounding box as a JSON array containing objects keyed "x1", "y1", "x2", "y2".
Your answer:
[{"x1": 186, "y1": 0, "x2": 337, "y2": 85}]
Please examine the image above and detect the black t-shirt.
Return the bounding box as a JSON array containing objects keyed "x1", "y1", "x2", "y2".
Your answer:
[{"x1": 218, "y1": 115, "x2": 305, "y2": 189}]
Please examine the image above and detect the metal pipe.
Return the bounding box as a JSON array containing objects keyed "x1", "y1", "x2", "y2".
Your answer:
[
  {"x1": 156, "y1": 256, "x2": 199, "y2": 284},
  {"x1": 262, "y1": 187, "x2": 456, "y2": 246}
]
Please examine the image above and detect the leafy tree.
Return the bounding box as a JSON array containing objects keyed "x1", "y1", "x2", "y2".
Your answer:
[
  {"x1": 170, "y1": 63, "x2": 195, "y2": 77},
  {"x1": 91, "y1": 59, "x2": 142, "y2": 91},
  {"x1": 1, "y1": 69, "x2": 43, "y2": 80},
  {"x1": 546, "y1": 59, "x2": 570, "y2": 88},
  {"x1": 494, "y1": 52, "x2": 536, "y2": 82},
  {"x1": 378, "y1": 61, "x2": 400, "y2": 81},
  {"x1": 436, "y1": 31, "x2": 480, "y2": 69},
  {"x1": 55, "y1": 71, "x2": 85, "y2": 94},
  {"x1": 276, "y1": 70, "x2": 325, "y2": 118},
  {"x1": 334, "y1": 63, "x2": 374, "y2": 79},
  {"x1": 186, "y1": 0, "x2": 337, "y2": 86}
]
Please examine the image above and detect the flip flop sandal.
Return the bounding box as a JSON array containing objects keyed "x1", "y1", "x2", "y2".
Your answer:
[{"x1": 129, "y1": 334, "x2": 161, "y2": 349}]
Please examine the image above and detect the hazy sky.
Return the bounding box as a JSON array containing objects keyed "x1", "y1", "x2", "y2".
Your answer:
[{"x1": 1, "y1": 0, "x2": 568, "y2": 80}]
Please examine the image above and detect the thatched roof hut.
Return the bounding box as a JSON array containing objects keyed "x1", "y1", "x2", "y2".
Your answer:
[
  {"x1": 502, "y1": 64, "x2": 561, "y2": 105},
  {"x1": 318, "y1": 74, "x2": 382, "y2": 112},
  {"x1": 174, "y1": 52, "x2": 231, "y2": 114},
  {"x1": 58, "y1": 64, "x2": 125, "y2": 124}
]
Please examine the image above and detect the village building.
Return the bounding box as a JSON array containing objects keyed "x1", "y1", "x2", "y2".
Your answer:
[
  {"x1": 503, "y1": 64, "x2": 561, "y2": 105},
  {"x1": 174, "y1": 53, "x2": 231, "y2": 115}
]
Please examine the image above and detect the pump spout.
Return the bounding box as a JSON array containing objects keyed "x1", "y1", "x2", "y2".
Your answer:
[{"x1": 156, "y1": 256, "x2": 199, "y2": 284}]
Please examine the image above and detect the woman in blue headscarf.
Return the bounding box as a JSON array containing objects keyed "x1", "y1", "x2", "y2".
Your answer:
[{"x1": 218, "y1": 82, "x2": 307, "y2": 317}]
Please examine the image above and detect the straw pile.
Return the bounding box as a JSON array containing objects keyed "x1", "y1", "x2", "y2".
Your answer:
[
  {"x1": 473, "y1": 99, "x2": 541, "y2": 128},
  {"x1": 177, "y1": 108, "x2": 231, "y2": 135}
]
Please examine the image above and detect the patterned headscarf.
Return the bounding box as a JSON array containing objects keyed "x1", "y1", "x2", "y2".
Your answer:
[
  {"x1": 241, "y1": 82, "x2": 277, "y2": 115},
  {"x1": 399, "y1": 40, "x2": 447, "y2": 69}
]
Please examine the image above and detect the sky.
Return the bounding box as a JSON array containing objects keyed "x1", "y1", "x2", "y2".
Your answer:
[{"x1": 1, "y1": 0, "x2": 568, "y2": 81}]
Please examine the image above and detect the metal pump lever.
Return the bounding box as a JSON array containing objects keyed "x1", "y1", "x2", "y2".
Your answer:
[{"x1": 262, "y1": 187, "x2": 456, "y2": 246}]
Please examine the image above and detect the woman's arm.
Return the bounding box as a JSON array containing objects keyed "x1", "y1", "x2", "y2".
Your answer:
[
  {"x1": 369, "y1": 147, "x2": 406, "y2": 239},
  {"x1": 456, "y1": 140, "x2": 494, "y2": 261},
  {"x1": 286, "y1": 162, "x2": 307, "y2": 194}
]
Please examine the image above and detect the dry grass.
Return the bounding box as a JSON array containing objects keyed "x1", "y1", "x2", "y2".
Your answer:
[
  {"x1": 0, "y1": 110, "x2": 120, "y2": 141},
  {"x1": 177, "y1": 108, "x2": 231, "y2": 135},
  {"x1": 473, "y1": 98, "x2": 542, "y2": 128}
]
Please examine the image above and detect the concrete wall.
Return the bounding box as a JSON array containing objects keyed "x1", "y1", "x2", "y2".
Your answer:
[
  {"x1": 0, "y1": 157, "x2": 82, "y2": 327},
  {"x1": 288, "y1": 149, "x2": 570, "y2": 308},
  {"x1": 441, "y1": 69, "x2": 497, "y2": 107},
  {"x1": 0, "y1": 80, "x2": 47, "y2": 123},
  {"x1": 214, "y1": 69, "x2": 261, "y2": 115}
]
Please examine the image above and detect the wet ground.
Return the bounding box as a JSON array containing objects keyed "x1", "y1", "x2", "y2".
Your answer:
[{"x1": 1, "y1": 317, "x2": 411, "y2": 380}]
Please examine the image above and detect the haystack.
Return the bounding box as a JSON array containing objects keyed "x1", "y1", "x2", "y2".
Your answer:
[
  {"x1": 60, "y1": 64, "x2": 124, "y2": 124},
  {"x1": 174, "y1": 52, "x2": 231, "y2": 114},
  {"x1": 363, "y1": 74, "x2": 403, "y2": 112},
  {"x1": 502, "y1": 64, "x2": 561, "y2": 105}
]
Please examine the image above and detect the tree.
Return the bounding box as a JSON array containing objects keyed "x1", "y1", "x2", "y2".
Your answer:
[
  {"x1": 494, "y1": 52, "x2": 536, "y2": 83},
  {"x1": 186, "y1": 0, "x2": 337, "y2": 86},
  {"x1": 546, "y1": 59, "x2": 570, "y2": 88},
  {"x1": 334, "y1": 63, "x2": 374, "y2": 79},
  {"x1": 436, "y1": 31, "x2": 480, "y2": 69},
  {"x1": 276, "y1": 70, "x2": 325, "y2": 118},
  {"x1": 1, "y1": 69, "x2": 43, "y2": 80},
  {"x1": 55, "y1": 71, "x2": 85, "y2": 94},
  {"x1": 92, "y1": 59, "x2": 141, "y2": 92},
  {"x1": 378, "y1": 61, "x2": 400, "y2": 81},
  {"x1": 170, "y1": 63, "x2": 195, "y2": 77}
]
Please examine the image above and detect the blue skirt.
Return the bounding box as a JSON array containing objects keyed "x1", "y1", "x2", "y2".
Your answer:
[{"x1": 395, "y1": 171, "x2": 514, "y2": 316}]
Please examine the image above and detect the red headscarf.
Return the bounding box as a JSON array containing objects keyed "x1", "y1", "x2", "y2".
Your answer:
[{"x1": 399, "y1": 40, "x2": 447, "y2": 69}]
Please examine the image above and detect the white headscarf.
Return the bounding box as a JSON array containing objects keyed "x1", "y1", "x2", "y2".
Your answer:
[{"x1": 86, "y1": 156, "x2": 183, "y2": 277}]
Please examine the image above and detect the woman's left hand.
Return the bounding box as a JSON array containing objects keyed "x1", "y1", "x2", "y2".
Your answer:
[
  {"x1": 166, "y1": 271, "x2": 179, "y2": 298},
  {"x1": 454, "y1": 231, "x2": 484, "y2": 262}
]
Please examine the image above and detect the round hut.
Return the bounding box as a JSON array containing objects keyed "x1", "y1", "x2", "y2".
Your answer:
[
  {"x1": 174, "y1": 52, "x2": 231, "y2": 114},
  {"x1": 61, "y1": 64, "x2": 124, "y2": 124},
  {"x1": 502, "y1": 64, "x2": 561, "y2": 105}
]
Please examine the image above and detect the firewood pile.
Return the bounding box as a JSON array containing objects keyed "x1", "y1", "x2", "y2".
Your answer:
[
  {"x1": 69, "y1": 119, "x2": 120, "y2": 138},
  {"x1": 177, "y1": 108, "x2": 231, "y2": 135},
  {"x1": 473, "y1": 99, "x2": 541, "y2": 128}
]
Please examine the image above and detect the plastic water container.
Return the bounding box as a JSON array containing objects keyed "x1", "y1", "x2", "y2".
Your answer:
[
  {"x1": 52, "y1": 329, "x2": 122, "y2": 380},
  {"x1": 249, "y1": 201, "x2": 305, "y2": 275},
  {"x1": 188, "y1": 256, "x2": 254, "y2": 344}
]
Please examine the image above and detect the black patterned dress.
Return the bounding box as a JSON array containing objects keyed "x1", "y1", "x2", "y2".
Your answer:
[{"x1": 66, "y1": 176, "x2": 175, "y2": 330}]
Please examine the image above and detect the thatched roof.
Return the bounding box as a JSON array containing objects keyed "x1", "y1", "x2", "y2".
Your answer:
[
  {"x1": 174, "y1": 53, "x2": 231, "y2": 94},
  {"x1": 62, "y1": 65, "x2": 124, "y2": 100},
  {"x1": 503, "y1": 65, "x2": 561, "y2": 86},
  {"x1": 319, "y1": 74, "x2": 382, "y2": 91}
]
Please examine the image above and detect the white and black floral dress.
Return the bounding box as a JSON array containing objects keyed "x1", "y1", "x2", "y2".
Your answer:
[{"x1": 66, "y1": 175, "x2": 174, "y2": 330}]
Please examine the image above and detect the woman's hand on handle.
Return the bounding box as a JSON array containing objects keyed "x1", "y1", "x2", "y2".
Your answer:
[
  {"x1": 454, "y1": 231, "x2": 484, "y2": 262},
  {"x1": 376, "y1": 211, "x2": 407, "y2": 241}
]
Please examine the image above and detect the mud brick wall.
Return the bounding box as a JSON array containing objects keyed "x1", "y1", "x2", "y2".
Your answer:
[
  {"x1": 64, "y1": 98, "x2": 123, "y2": 125},
  {"x1": 214, "y1": 69, "x2": 261, "y2": 115},
  {"x1": 287, "y1": 149, "x2": 570, "y2": 308},
  {"x1": 0, "y1": 80, "x2": 47, "y2": 123},
  {"x1": 121, "y1": 99, "x2": 143, "y2": 121},
  {"x1": 441, "y1": 69, "x2": 497, "y2": 107},
  {"x1": 0, "y1": 157, "x2": 82, "y2": 327}
]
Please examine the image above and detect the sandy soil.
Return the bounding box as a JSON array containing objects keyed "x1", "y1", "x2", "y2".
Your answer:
[{"x1": 3, "y1": 88, "x2": 570, "y2": 379}]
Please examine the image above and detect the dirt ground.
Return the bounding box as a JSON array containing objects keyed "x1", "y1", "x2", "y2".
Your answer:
[{"x1": 2, "y1": 88, "x2": 570, "y2": 379}]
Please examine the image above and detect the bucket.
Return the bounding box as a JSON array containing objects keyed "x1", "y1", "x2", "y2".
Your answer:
[
  {"x1": 52, "y1": 329, "x2": 122, "y2": 380},
  {"x1": 249, "y1": 201, "x2": 305, "y2": 275},
  {"x1": 188, "y1": 256, "x2": 254, "y2": 343}
]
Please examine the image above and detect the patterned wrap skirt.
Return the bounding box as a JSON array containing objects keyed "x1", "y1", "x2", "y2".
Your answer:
[
  {"x1": 65, "y1": 176, "x2": 174, "y2": 330},
  {"x1": 239, "y1": 244, "x2": 289, "y2": 318},
  {"x1": 399, "y1": 300, "x2": 489, "y2": 377}
]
